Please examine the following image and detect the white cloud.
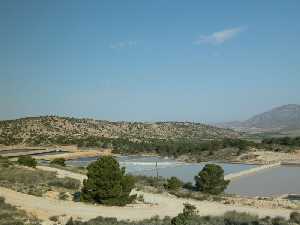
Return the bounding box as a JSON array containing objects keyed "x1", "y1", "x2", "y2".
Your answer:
[
  {"x1": 194, "y1": 26, "x2": 246, "y2": 45},
  {"x1": 109, "y1": 41, "x2": 137, "y2": 49}
]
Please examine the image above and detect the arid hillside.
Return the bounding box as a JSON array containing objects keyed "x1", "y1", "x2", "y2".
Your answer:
[
  {"x1": 0, "y1": 116, "x2": 240, "y2": 145},
  {"x1": 217, "y1": 104, "x2": 300, "y2": 133}
]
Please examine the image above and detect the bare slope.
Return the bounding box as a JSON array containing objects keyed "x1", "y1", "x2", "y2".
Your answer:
[
  {"x1": 244, "y1": 104, "x2": 300, "y2": 130},
  {"x1": 217, "y1": 104, "x2": 300, "y2": 132}
]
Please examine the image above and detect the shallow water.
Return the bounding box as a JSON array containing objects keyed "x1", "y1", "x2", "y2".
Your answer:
[
  {"x1": 67, "y1": 155, "x2": 300, "y2": 197},
  {"x1": 226, "y1": 165, "x2": 300, "y2": 197},
  {"x1": 67, "y1": 155, "x2": 256, "y2": 183}
]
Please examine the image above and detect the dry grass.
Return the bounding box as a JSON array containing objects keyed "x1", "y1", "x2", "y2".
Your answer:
[
  {"x1": 0, "y1": 196, "x2": 41, "y2": 225},
  {"x1": 0, "y1": 165, "x2": 81, "y2": 197}
]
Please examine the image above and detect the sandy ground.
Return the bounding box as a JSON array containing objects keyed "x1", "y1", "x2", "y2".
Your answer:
[
  {"x1": 0, "y1": 144, "x2": 113, "y2": 160},
  {"x1": 34, "y1": 148, "x2": 112, "y2": 160},
  {"x1": 0, "y1": 166, "x2": 296, "y2": 225},
  {"x1": 0, "y1": 145, "x2": 44, "y2": 151},
  {"x1": 0, "y1": 186, "x2": 295, "y2": 224},
  {"x1": 224, "y1": 162, "x2": 281, "y2": 180},
  {"x1": 238, "y1": 150, "x2": 300, "y2": 164},
  {"x1": 37, "y1": 166, "x2": 86, "y2": 182}
]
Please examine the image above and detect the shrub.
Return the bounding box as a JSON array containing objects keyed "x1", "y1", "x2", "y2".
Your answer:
[
  {"x1": 71, "y1": 216, "x2": 171, "y2": 225},
  {"x1": 81, "y1": 156, "x2": 136, "y2": 206},
  {"x1": 171, "y1": 203, "x2": 198, "y2": 225},
  {"x1": 223, "y1": 211, "x2": 259, "y2": 225},
  {"x1": 182, "y1": 182, "x2": 194, "y2": 190},
  {"x1": 49, "y1": 215, "x2": 59, "y2": 222},
  {"x1": 0, "y1": 166, "x2": 80, "y2": 196},
  {"x1": 48, "y1": 177, "x2": 80, "y2": 190},
  {"x1": 50, "y1": 157, "x2": 66, "y2": 167},
  {"x1": 0, "y1": 156, "x2": 13, "y2": 168},
  {"x1": 0, "y1": 196, "x2": 41, "y2": 225},
  {"x1": 166, "y1": 177, "x2": 183, "y2": 190},
  {"x1": 134, "y1": 175, "x2": 166, "y2": 189},
  {"x1": 17, "y1": 155, "x2": 37, "y2": 168},
  {"x1": 290, "y1": 211, "x2": 300, "y2": 223},
  {"x1": 59, "y1": 192, "x2": 69, "y2": 200},
  {"x1": 68, "y1": 209, "x2": 295, "y2": 225},
  {"x1": 194, "y1": 164, "x2": 230, "y2": 195},
  {"x1": 271, "y1": 216, "x2": 289, "y2": 225},
  {"x1": 66, "y1": 217, "x2": 75, "y2": 225}
]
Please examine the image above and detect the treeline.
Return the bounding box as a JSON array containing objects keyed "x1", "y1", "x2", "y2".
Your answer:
[
  {"x1": 111, "y1": 138, "x2": 257, "y2": 157},
  {"x1": 2, "y1": 131, "x2": 298, "y2": 158},
  {"x1": 0, "y1": 130, "x2": 260, "y2": 157},
  {"x1": 4, "y1": 134, "x2": 258, "y2": 157},
  {"x1": 262, "y1": 136, "x2": 300, "y2": 147}
]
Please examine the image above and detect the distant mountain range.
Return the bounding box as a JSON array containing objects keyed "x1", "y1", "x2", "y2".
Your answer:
[{"x1": 216, "y1": 104, "x2": 300, "y2": 133}]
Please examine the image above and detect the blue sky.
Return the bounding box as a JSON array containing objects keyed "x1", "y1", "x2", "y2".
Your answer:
[{"x1": 1, "y1": 0, "x2": 299, "y2": 122}]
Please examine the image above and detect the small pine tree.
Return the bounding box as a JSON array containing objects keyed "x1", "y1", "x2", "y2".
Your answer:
[
  {"x1": 81, "y1": 156, "x2": 136, "y2": 206},
  {"x1": 194, "y1": 164, "x2": 229, "y2": 195}
]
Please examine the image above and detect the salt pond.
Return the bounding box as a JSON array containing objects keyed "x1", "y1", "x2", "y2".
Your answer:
[
  {"x1": 67, "y1": 155, "x2": 300, "y2": 197},
  {"x1": 67, "y1": 155, "x2": 256, "y2": 183},
  {"x1": 227, "y1": 165, "x2": 300, "y2": 197}
]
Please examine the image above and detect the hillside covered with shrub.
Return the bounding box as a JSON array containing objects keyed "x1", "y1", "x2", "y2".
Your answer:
[{"x1": 0, "y1": 116, "x2": 240, "y2": 146}]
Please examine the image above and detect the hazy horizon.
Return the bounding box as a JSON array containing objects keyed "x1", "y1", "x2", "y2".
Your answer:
[
  {"x1": 1, "y1": 103, "x2": 299, "y2": 125},
  {"x1": 1, "y1": 1, "x2": 300, "y2": 122}
]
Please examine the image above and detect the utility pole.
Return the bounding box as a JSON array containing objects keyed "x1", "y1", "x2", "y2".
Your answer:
[{"x1": 155, "y1": 161, "x2": 158, "y2": 180}]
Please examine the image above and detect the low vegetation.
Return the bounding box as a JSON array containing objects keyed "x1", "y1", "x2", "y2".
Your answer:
[
  {"x1": 171, "y1": 203, "x2": 198, "y2": 225},
  {"x1": 290, "y1": 212, "x2": 300, "y2": 224},
  {"x1": 134, "y1": 164, "x2": 229, "y2": 200},
  {"x1": 262, "y1": 136, "x2": 300, "y2": 147},
  {"x1": 0, "y1": 196, "x2": 41, "y2": 225},
  {"x1": 0, "y1": 156, "x2": 12, "y2": 167},
  {"x1": 66, "y1": 203, "x2": 300, "y2": 225},
  {"x1": 165, "y1": 177, "x2": 183, "y2": 191},
  {"x1": 134, "y1": 175, "x2": 168, "y2": 193},
  {"x1": 50, "y1": 157, "x2": 66, "y2": 167},
  {"x1": 17, "y1": 155, "x2": 37, "y2": 168},
  {"x1": 81, "y1": 156, "x2": 136, "y2": 206},
  {"x1": 0, "y1": 163, "x2": 80, "y2": 197}
]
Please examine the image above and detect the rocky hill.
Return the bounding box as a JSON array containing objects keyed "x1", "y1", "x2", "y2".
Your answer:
[
  {"x1": 0, "y1": 116, "x2": 240, "y2": 145},
  {"x1": 217, "y1": 104, "x2": 300, "y2": 133}
]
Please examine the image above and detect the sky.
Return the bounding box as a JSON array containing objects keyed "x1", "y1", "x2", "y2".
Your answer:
[{"x1": 0, "y1": 0, "x2": 300, "y2": 123}]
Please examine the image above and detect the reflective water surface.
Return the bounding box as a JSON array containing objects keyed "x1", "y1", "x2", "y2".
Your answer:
[
  {"x1": 67, "y1": 155, "x2": 256, "y2": 183},
  {"x1": 67, "y1": 156, "x2": 300, "y2": 197},
  {"x1": 226, "y1": 166, "x2": 300, "y2": 197}
]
